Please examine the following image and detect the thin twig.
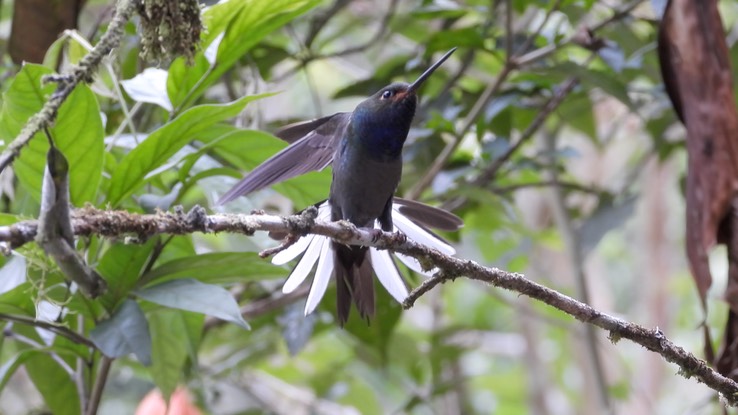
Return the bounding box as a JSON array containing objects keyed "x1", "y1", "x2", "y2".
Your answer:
[
  {"x1": 76, "y1": 314, "x2": 90, "y2": 412},
  {"x1": 0, "y1": 312, "x2": 95, "y2": 348},
  {"x1": 505, "y1": 0, "x2": 513, "y2": 60},
  {"x1": 85, "y1": 356, "x2": 113, "y2": 415},
  {"x1": 259, "y1": 233, "x2": 300, "y2": 258},
  {"x1": 5, "y1": 330, "x2": 75, "y2": 375},
  {"x1": 0, "y1": 0, "x2": 135, "y2": 173},
  {"x1": 490, "y1": 180, "x2": 608, "y2": 196}
]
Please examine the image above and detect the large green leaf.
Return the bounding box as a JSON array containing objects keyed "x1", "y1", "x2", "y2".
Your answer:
[
  {"x1": 148, "y1": 309, "x2": 201, "y2": 401},
  {"x1": 106, "y1": 93, "x2": 271, "y2": 206},
  {"x1": 167, "y1": 0, "x2": 320, "y2": 110},
  {"x1": 142, "y1": 252, "x2": 286, "y2": 285},
  {"x1": 90, "y1": 299, "x2": 152, "y2": 365},
  {"x1": 0, "y1": 64, "x2": 104, "y2": 205},
  {"x1": 25, "y1": 353, "x2": 81, "y2": 415},
  {"x1": 135, "y1": 278, "x2": 249, "y2": 329}
]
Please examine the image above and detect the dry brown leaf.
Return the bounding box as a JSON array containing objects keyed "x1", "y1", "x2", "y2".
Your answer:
[{"x1": 658, "y1": 0, "x2": 738, "y2": 378}]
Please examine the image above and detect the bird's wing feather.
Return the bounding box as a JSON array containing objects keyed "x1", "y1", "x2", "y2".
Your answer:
[
  {"x1": 393, "y1": 197, "x2": 463, "y2": 231},
  {"x1": 275, "y1": 113, "x2": 349, "y2": 144},
  {"x1": 217, "y1": 112, "x2": 350, "y2": 205}
]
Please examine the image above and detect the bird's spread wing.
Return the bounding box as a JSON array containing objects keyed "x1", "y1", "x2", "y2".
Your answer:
[
  {"x1": 217, "y1": 112, "x2": 351, "y2": 205},
  {"x1": 393, "y1": 197, "x2": 463, "y2": 231}
]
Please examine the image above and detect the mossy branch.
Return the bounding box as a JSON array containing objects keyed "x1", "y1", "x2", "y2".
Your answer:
[{"x1": 0, "y1": 205, "x2": 736, "y2": 405}]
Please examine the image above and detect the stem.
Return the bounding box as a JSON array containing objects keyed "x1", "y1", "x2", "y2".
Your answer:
[
  {"x1": 0, "y1": 312, "x2": 95, "y2": 347},
  {"x1": 75, "y1": 314, "x2": 90, "y2": 412},
  {"x1": 85, "y1": 356, "x2": 113, "y2": 415}
]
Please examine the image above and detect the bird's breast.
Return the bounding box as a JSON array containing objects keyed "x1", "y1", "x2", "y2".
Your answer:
[{"x1": 330, "y1": 139, "x2": 402, "y2": 227}]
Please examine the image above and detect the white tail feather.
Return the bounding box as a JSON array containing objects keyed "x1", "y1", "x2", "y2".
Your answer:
[
  {"x1": 370, "y1": 249, "x2": 408, "y2": 302},
  {"x1": 392, "y1": 209, "x2": 455, "y2": 255},
  {"x1": 272, "y1": 234, "x2": 314, "y2": 265},
  {"x1": 282, "y1": 235, "x2": 323, "y2": 293},
  {"x1": 304, "y1": 237, "x2": 333, "y2": 315}
]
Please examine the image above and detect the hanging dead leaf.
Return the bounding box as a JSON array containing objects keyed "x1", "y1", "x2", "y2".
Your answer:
[{"x1": 658, "y1": 0, "x2": 738, "y2": 379}]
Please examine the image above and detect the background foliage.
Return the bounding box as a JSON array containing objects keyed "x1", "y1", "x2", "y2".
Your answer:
[{"x1": 0, "y1": 0, "x2": 734, "y2": 413}]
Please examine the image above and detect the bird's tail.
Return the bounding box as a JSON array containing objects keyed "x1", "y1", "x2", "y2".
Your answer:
[
  {"x1": 276, "y1": 200, "x2": 458, "y2": 322},
  {"x1": 333, "y1": 243, "x2": 374, "y2": 325}
]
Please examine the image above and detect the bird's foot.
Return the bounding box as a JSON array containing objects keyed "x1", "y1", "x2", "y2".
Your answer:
[
  {"x1": 393, "y1": 230, "x2": 408, "y2": 244},
  {"x1": 369, "y1": 229, "x2": 384, "y2": 243}
]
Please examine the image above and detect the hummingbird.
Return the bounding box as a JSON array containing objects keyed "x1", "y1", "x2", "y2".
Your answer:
[{"x1": 218, "y1": 48, "x2": 459, "y2": 324}]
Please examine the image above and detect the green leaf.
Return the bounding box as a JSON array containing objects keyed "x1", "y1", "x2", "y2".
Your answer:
[
  {"x1": 206, "y1": 128, "x2": 287, "y2": 171},
  {"x1": 25, "y1": 353, "x2": 81, "y2": 415},
  {"x1": 148, "y1": 309, "x2": 199, "y2": 401},
  {"x1": 552, "y1": 62, "x2": 635, "y2": 111},
  {"x1": 98, "y1": 240, "x2": 156, "y2": 310},
  {"x1": 0, "y1": 350, "x2": 37, "y2": 391},
  {"x1": 411, "y1": 3, "x2": 469, "y2": 19},
  {"x1": 142, "y1": 252, "x2": 286, "y2": 285},
  {"x1": 273, "y1": 170, "x2": 332, "y2": 208},
  {"x1": 106, "y1": 93, "x2": 272, "y2": 206},
  {"x1": 0, "y1": 282, "x2": 35, "y2": 316},
  {"x1": 135, "y1": 278, "x2": 250, "y2": 329},
  {"x1": 90, "y1": 299, "x2": 152, "y2": 365},
  {"x1": 0, "y1": 64, "x2": 104, "y2": 205},
  {"x1": 177, "y1": 127, "x2": 283, "y2": 184},
  {"x1": 168, "y1": 0, "x2": 320, "y2": 110},
  {"x1": 557, "y1": 92, "x2": 597, "y2": 141},
  {"x1": 427, "y1": 27, "x2": 486, "y2": 52},
  {"x1": 0, "y1": 213, "x2": 19, "y2": 226},
  {"x1": 0, "y1": 254, "x2": 26, "y2": 296}
]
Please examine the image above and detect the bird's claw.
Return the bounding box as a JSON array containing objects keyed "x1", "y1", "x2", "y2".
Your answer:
[
  {"x1": 370, "y1": 229, "x2": 384, "y2": 243},
  {"x1": 394, "y1": 231, "x2": 407, "y2": 244}
]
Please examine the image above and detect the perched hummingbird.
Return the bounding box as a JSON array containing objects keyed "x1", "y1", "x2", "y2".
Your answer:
[{"x1": 218, "y1": 48, "x2": 459, "y2": 324}]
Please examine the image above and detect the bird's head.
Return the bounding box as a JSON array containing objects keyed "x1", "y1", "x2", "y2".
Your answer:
[
  {"x1": 351, "y1": 48, "x2": 456, "y2": 158},
  {"x1": 354, "y1": 82, "x2": 418, "y2": 127}
]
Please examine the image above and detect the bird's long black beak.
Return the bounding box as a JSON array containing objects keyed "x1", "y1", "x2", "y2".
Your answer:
[{"x1": 407, "y1": 47, "x2": 457, "y2": 93}]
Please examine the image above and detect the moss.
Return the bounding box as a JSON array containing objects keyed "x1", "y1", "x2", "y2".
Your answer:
[{"x1": 137, "y1": 0, "x2": 201, "y2": 64}]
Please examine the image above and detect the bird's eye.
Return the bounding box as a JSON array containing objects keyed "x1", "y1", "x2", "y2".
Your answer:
[{"x1": 381, "y1": 90, "x2": 393, "y2": 99}]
